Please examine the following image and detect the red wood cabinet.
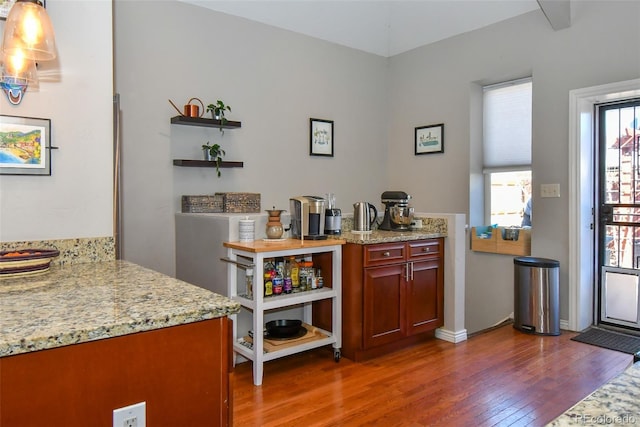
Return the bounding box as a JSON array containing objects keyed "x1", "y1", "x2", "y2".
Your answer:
[
  {"x1": 343, "y1": 238, "x2": 444, "y2": 361},
  {"x1": 0, "y1": 317, "x2": 233, "y2": 427}
]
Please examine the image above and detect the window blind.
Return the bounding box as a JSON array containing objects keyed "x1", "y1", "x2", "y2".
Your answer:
[{"x1": 483, "y1": 78, "x2": 532, "y2": 169}]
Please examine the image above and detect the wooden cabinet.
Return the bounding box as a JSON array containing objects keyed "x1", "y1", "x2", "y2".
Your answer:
[
  {"x1": 0, "y1": 318, "x2": 233, "y2": 427},
  {"x1": 343, "y1": 238, "x2": 444, "y2": 361}
]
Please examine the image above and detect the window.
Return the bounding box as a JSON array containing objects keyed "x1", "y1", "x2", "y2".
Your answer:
[{"x1": 483, "y1": 78, "x2": 532, "y2": 226}]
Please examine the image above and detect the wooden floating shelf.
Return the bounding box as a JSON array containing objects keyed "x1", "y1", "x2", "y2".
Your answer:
[
  {"x1": 173, "y1": 160, "x2": 244, "y2": 168},
  {"x1": 470, "y1": 226, "x2": 531, "y2": 256},
  {"x1": 170, "y1": 116, "x2": 242, "y2": 129}
]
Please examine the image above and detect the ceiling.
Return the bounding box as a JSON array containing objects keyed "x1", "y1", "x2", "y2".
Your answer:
[{"x1": 179, "y1": 0, "x2": 542, "y2": 57}]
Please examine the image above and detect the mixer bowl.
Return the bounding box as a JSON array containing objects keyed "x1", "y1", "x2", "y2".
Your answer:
[{"x1": 390, "y1": 206, "x2": 414, "y2": 226}]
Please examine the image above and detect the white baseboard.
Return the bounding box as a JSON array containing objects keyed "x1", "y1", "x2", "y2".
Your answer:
[{"x1": 436, "y1": 328, "x2": 468, "y2": 343}]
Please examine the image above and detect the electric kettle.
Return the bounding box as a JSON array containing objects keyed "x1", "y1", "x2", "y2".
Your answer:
[{"x1": 353, "y1": 202, "x2": 378, "y2": 232}]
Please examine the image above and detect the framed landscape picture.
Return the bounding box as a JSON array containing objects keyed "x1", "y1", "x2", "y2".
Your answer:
[
  {"x1": 415, "y1": 123, "x2": 444, "y2": 155},
  {"x1": 0, "y1": 115, "x2": 52, "y2": 175}
]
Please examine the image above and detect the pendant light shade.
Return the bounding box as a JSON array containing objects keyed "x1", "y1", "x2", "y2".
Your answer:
[
  {"x1": 1, "y1": 50, "x2": 38, "y2": 84},
  {"x1": 2, "y1": 0, "x2": 57, "y2": 61}
]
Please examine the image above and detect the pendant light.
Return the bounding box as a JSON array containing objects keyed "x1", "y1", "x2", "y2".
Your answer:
[
  {"x1": 2, "y1": 0, "x2": 57, "y2": 61},
  {"x1": 0, "y1": 49, "x2": 38, "y2": 105},
  {"x1": 0, "y1": 0, "x2": 57, "y2": 104}
]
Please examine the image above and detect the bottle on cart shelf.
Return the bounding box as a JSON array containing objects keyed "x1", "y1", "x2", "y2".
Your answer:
[
  {"x1": 316, "y1": 268, "x2": 323, "y2": 289},
  {"x1": 283, "y1": 264, "x2": 293, "y2": 294},
  {"x1": 289, "y1": 256, "x2": 300, "y2": 292},
  {"x1": 246, "y1": 268, "x2": 254, "y2": 299},
  {"x1": 264, "y1": 270, "x2": 273, "y2": 297},
  {"x1": 264, "y1": 271, "x2": 273, "y2": 297},
  {"x1": 309, "y1": 268, "x2": 317, "y2": 290},
  {"x1": 299, "y1": 262, "x2": 308, "y2": 292},
  {"x1": 273, "y1": 270, "x2": 284, "y2": 295}
]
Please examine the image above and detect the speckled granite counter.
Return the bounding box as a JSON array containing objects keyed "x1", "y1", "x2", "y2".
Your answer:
[
  {"x1": 548, "y1": 362, "x2": 640, "y2": 426},
  {"x1": 338, "y1": 229, "x2": 446, "y2": 244},
  {"x1": 0, "y1": 260, "x2": 240, "y2": 357},
  {"x1": 337, "y1": 215, "x2": 447, "y2": 244}
]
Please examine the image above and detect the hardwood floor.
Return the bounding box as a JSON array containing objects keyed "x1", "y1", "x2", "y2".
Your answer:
[{"x1": 233, "y1": 325, "x2": 633, "y2": 426}]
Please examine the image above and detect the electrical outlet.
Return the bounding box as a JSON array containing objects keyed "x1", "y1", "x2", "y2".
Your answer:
[
  {"x1": 540, "y1": 183, "x2": 560, "y2": 198},
  {"x1": 113, "y1": 402, "x2": 146, "y2": 427}
]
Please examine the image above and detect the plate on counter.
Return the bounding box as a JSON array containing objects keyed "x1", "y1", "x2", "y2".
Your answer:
[{"x1": 0, "y1": 249, "x2": 60, "y2": 277}]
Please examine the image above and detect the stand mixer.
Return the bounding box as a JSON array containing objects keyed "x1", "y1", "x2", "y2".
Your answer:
[{"x1": 379, "y1": 191, "x2": 414, "y2": 231}]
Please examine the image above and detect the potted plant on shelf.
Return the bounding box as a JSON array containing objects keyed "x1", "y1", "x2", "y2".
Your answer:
[
  {"x1": 207, "y1": 100, "x2": 231, "y2": 123},
  {"x1": 202, "y1": 142, "x2": 226, "y2": 177}
]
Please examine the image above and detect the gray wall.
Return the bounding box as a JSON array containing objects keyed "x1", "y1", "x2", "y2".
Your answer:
[
  {"x1": 388, "y1": 1, "x2": 640, "y2": 332},
  {"x1": 114, "y1": 1, "x2": 388, "y2": 274},
  {"x1": 115, "y1": 1, "x2": 640, "y2": 333}
]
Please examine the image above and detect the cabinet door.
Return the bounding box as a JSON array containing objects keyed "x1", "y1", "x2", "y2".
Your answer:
[
  {"x1": 406, "y1": 259, "x2": 444, "y2": 336},
  {"x1": 363, "y1": 264, "x2": 406, "y2": 349}
]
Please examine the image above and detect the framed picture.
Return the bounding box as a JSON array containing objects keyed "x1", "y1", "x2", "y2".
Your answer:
[
  {"x1": 0, "y1": 115, "x2": 52, "y2": 175},
  {"x1": 0, "y1": 0, "x2": 15, "y2": 19},
  {"x1": 310, "y1": 118, "x2": 334, "y2": 157},
  {"x1": 415, "y1": 123, "x2": 444, "y2": 155},
  {"x1": 1, "y1": 0, "x2": 45, "y2": 19}
]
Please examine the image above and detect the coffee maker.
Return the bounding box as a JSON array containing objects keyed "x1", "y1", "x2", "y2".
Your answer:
[
  {"x1": 379, "y1": 191, "x2": 412, "y2": 231},
  {"x1": 290, "y1": 196, "x2": 327, "y2": 240}
]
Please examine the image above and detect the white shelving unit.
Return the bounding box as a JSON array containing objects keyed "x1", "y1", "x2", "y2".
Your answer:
[{"x1": 224, "y1": 239, "x2": 345, "y2": 386}]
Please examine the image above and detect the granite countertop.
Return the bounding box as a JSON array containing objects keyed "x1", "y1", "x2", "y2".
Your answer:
[
  {"x1": 335, "y1": 215, "x2": 447, "y2": 244},
  {"x1": 548, "y1": 362, "x2": 640, "y2": 426},
  {"x1": 337, "y1": 229, "x2": 446, "y2": 245},
  {"x1": 0, "y1": 260, "x2": 240, "y2": 357}
]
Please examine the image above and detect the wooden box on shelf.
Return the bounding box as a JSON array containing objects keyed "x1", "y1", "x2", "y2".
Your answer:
[{"x1": 471, "y1": 226, "x2": 531, "y2": 256}]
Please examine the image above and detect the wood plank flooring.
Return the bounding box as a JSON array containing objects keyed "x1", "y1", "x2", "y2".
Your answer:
[{"x1": 233, "y1": 325, "x2": 633, "y2": 426}]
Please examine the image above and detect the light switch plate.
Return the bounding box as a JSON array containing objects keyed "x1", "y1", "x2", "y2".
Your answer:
[{"x1": 540, "y1": 183, "x2": 560, "y2": 198}]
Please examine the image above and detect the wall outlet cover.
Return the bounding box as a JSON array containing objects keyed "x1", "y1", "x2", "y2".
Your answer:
[{"x1": 113, "y1": 402, "x2": 146, "y2": 427}]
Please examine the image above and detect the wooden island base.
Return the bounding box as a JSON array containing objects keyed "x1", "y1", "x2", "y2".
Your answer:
[{"x1": 0, "y1": 318, "x2": 232, "y2": 427}]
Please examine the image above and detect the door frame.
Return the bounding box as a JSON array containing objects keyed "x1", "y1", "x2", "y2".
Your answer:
[{"x1": 569, "y1": 78, "x2": 640, "y2": 332}]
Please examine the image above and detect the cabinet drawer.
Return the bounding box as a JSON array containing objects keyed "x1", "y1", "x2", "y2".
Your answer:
[
  {"x1": 408, "y1": 239, "x2": 442, "y2": 260},
  {"x1": 364, "y1": 243, "x2": 406, "y2": 267}
]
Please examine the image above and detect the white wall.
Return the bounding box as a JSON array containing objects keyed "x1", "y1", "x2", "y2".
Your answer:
[
  {"x1": 0, "y1": 1, "x2": 113, "y2": 241},
  {"x1": 114, "y1": 1, "x2": 389, "y2": 275},
  {"x1": 388, "y1": 0, "x2": 640, "y2": 333}
]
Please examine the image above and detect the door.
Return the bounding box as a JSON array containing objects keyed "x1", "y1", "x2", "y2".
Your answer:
[
  {"x1": 406, "y1": 259, "x2": 444, "y2": 335},
  {"x1": 597, "y1": 99, "x2": 640, "y2": 332},
  {"x1": 363, "y1": 264, "x2": 405, "y2": 348}
]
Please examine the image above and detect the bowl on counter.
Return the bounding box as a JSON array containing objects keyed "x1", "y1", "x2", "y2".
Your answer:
[{"x1": 390, "y1": 206, "x2": 414, "y2": 227}]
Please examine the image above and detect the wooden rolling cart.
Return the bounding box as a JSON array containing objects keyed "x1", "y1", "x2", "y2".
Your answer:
[{"x1": 223, "y1": 238, "x2": 345, "y2": 386}]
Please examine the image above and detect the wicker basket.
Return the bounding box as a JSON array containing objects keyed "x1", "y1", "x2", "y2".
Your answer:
[
  {"x1": 216, "y1": 192, "x2": 261, "y2": 213},
  {"x1": 181, "y1": 195, "x2": 224, "y2": 213}
]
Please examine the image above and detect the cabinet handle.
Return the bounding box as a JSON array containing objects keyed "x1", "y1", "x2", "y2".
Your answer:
[
  {"x1": 423, "y1": 247, "x2": 430, "y2": 252},
  {"x1": 405, "y1": 262, "x2": 409, "y2": 280},
  {"x1": 382, "y1": 251, "x2": 390, "y2": 257},
  {"x1": 410, "y1": 262, "x2": 414, "y2": 280}
]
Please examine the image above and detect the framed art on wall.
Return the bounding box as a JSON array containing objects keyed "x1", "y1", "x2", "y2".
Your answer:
[
  {"x1": 415, "y1": 123, "x2": 444, "y2": 155},
  {"x1": 0, "y1": 115, "x2": 52, "y2": 175},
  {"x1": 0, "y1": 0, "x2": 16, "y2": 19},
  {"x1": 310, "y1": 118, "x2": 334, "y2": 157}
]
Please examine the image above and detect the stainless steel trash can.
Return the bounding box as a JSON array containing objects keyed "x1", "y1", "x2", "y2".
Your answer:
[{"x1": 513, "y1": 256, "x2": 560, "y2": 336}]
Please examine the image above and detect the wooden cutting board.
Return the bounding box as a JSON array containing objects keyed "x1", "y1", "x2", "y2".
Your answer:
[{"x1": 244, "y1": 323, "x2": 328, "y2": 352}]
